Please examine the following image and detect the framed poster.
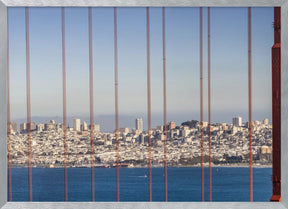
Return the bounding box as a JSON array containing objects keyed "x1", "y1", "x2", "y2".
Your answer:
[{"x1": 0, "y1": 0, "x2": 287, "y2": 209}]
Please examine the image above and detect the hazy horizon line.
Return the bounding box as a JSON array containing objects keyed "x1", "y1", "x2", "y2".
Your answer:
[{"x1": 10, "y1": 110, "x2": 271, "y2": 132}]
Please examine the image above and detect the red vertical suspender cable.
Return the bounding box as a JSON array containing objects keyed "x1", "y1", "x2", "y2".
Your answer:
[
  {"x1": 88, "y1": 7, "x2": 95, "y2": 202},
  {"x1": 146, "y1": 7, "x2": 152, "y2": 202},
  {"x1": 162, "y1": 7, "x2": 168, "y2": 202},
  {"x1": 7, "y1": 8, "x2": 12, "y2": 202},
  {"x1": 248, "y1": 7, "x2": 253, "y2": 202},
  {"x1": 114, "y1": 7, "x2": 120, "y2": 202},
  {"x1": 61, "y1": 7, "x2": 68, "y2": 202},
  {"x1": 25, "y1": 7, "x2": 33, "y2": 202},
  {"x1": 200, "y1": 7, "x2": 204, "y2": 202},
  {"x1": 207, "y1": 7, "x2": 212, "y2": 202}
]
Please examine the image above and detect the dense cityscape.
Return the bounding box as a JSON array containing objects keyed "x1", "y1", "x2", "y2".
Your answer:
[{"x1": 8, "y1": 116, "x2": 272, "y2": 168}]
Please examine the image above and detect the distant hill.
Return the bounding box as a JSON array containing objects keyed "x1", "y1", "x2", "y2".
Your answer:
[{"x1": 181, "y1": 120, "x2": 199, "y2": 128}]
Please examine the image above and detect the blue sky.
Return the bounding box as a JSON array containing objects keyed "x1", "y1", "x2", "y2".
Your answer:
[{"x1": 8, "y1": 7, "x2": 273, "y2": 130}]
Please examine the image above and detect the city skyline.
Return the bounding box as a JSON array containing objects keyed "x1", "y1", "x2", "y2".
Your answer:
[
  {"x1": 8, "y1": 7, "x2": 273, "y2": 128},
  {"x1": 11, "y1": 115, "x2": 270, "y2": 134},
  {"x1": 10, "y1": 111, "x2": 272, "y2": 133},
  {"x1": 8, "y1": 114, "x2": 272, "y2": 168}
]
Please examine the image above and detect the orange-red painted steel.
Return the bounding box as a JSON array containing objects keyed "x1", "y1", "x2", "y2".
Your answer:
[
  {"x1": 7, "y1": 9, "x2": 12, "y2": 202},
  {"x1": 200, "y1": 7, "x2": 204, "y2": 202},
  {"x1": 114, "y1": 7, "x2": 120, "y2": 202},
  {"x1": 88, "y1": 7, "x2": 95, "y2": 202},
  {"x1": 25, "y1": 7, "x2": 33, "y2": 202},
  {"x1": 162, "y1": 7, "x2": 168, "y2": 202},
  {"x1": 146, "y1": 7, "x2": 152, "y2": 202},
  {"x1": 248, "y1": 7, "x2": 253, "y2": 202},
  {"x1": 61, "y1": 7, "x2": 68, "y2": 202},
  {"x1": 270, "y1": 7, "x2": 281, "y2": 202},
  {"x1": 207, "y1": 7, "x2": 212, "y2": 202}
]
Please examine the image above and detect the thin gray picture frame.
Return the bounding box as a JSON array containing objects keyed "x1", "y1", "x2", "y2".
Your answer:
[{"x1": 0, "y1": 0, "x2": 287, "y2": 208}]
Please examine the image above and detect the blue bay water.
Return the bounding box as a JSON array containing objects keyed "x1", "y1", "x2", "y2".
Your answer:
[{"x1": 10, "y1": 167, "x2": 272, "y2": 202}]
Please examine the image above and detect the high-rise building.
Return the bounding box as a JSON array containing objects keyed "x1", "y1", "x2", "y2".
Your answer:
[
  {"x1": 11, "y1": 122, "x2": 17, "y2": 133},
  {"x1": 135, "y1": 118, "x2": 143, "y2": 132},
  {"x1": 89, "y1": 124, "x2": 100, "y2": 133},
  {"x1": 263, "y1": 118, "x2": 269, "y2": 125},
  {"x1": 37, "y1": 124, "x2": 44, "y2": 132},
  {"x1": 82, "y1": 121, "x2": 88, "y2": 131},
  {"x1": 156, "y1": 125, "x2": 163, "y2": 131},
  {"x1": 139, "y1": 134, "x2": 145, "y2": 144},
  {"x1": 119, "y1": 127, "x2": 130, "y2": 134},
  {"x1": 20, "y1": 123, "x2": 27, "y2": 133},
  {"x1": 8, "y1": 123, "x2": 15, "y2": 134},
  {"x1": 29, "y1": 122, "x2": 36, "y2": 131},
  {"x1": 73, "y1": 119, "x2": 81, "y2": 132},
  {"x1": 94, "y1": 124, "x2": 100, "y2": 133},
  {"x1": 45, "y1": 123, "x2": 55, "y2": 131},
  {"x1": 168, "y1": 121, "x2": 176, "y2": 130},
  {"x1": 232, "y1": 117, "x2": 242, "y2": 127}
]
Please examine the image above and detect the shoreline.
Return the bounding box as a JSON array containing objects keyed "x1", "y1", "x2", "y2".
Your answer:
[{"x1": 10, "y1": 164, "x2": 272, "y2": 169}]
